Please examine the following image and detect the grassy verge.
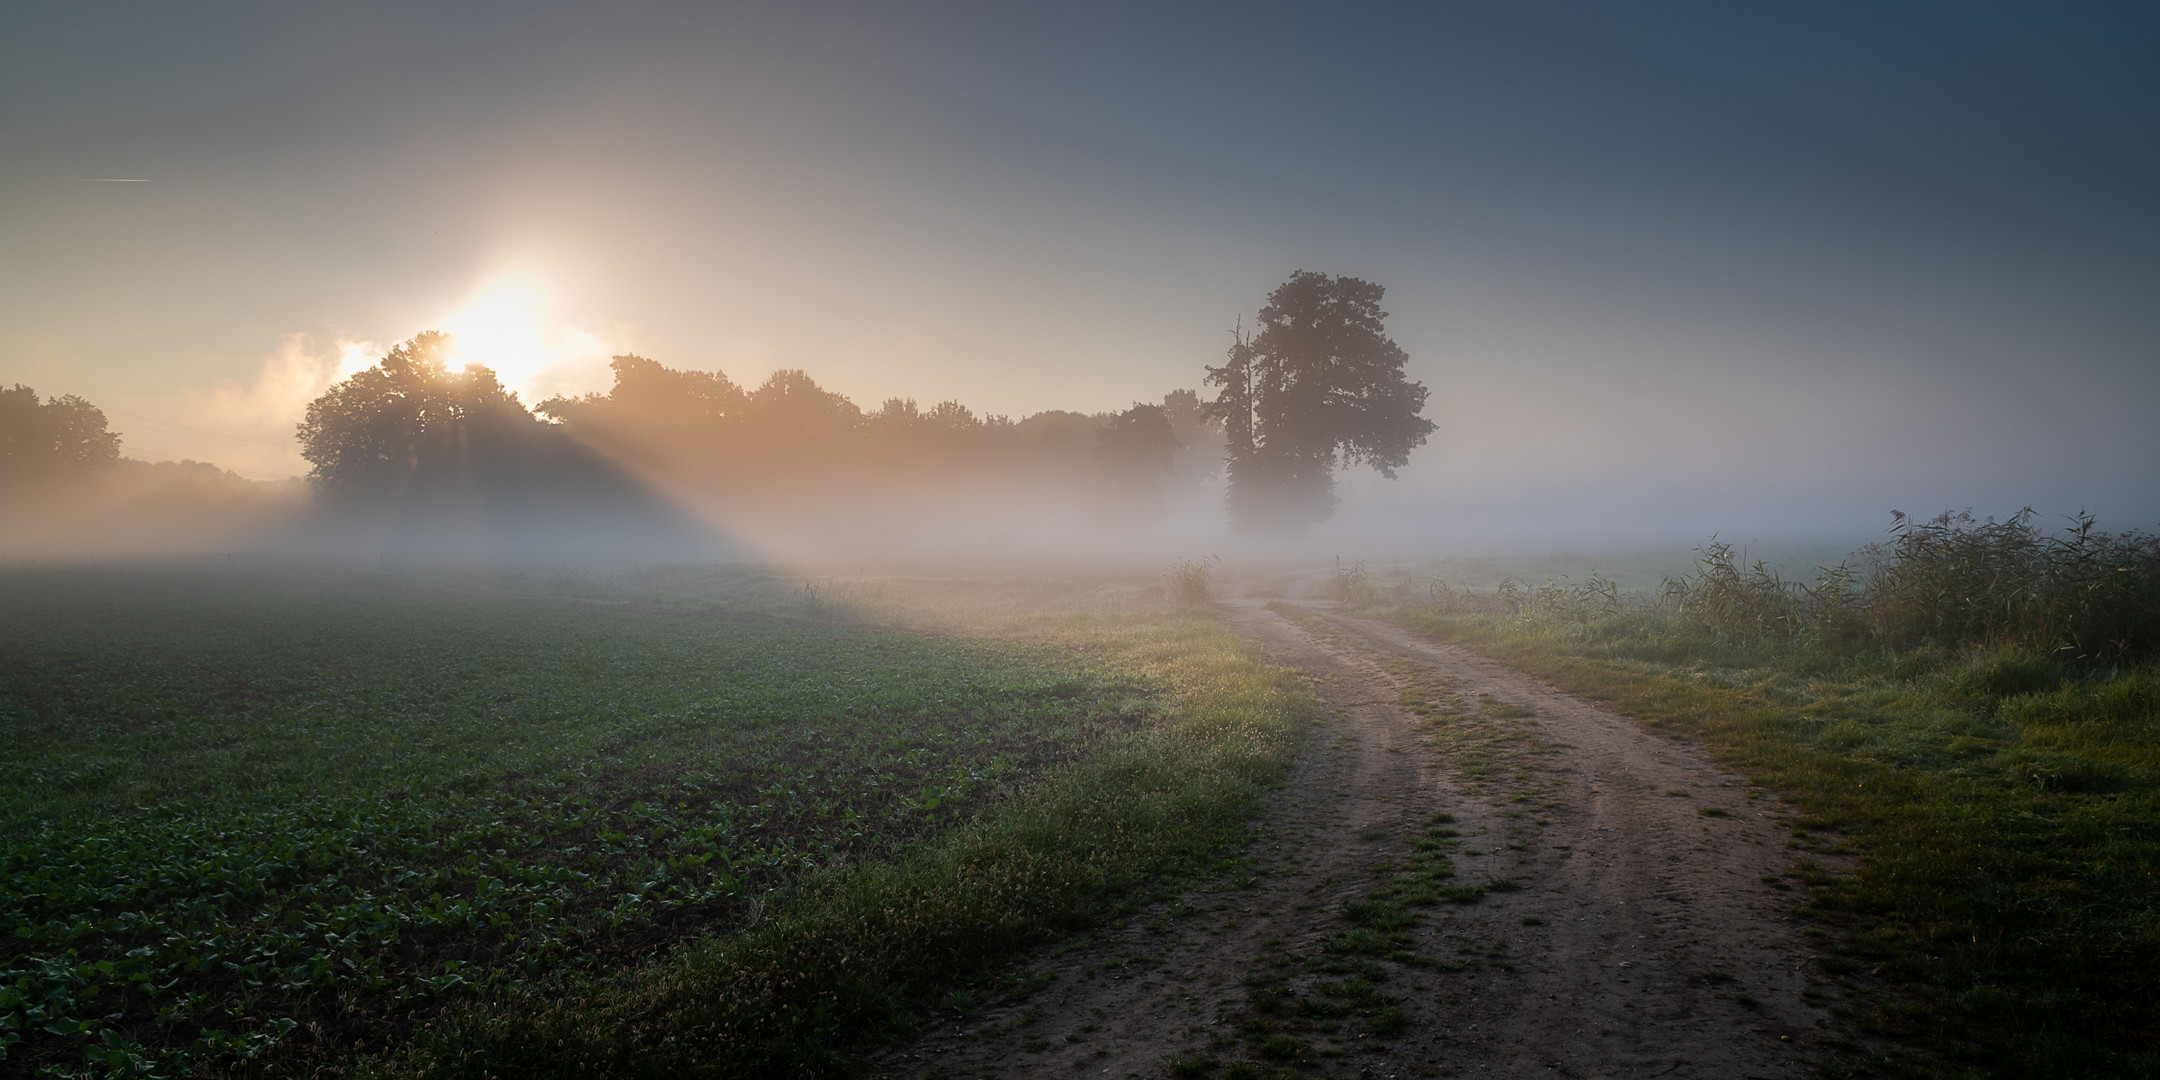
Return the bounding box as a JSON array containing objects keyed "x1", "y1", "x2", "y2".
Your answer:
[
  {"x1": 1376, "y1": 607, "x2": 2158, "y2": 1078},
  {"x1": 364, "y1": 607, "x2": 1313, "y2": 1079}
]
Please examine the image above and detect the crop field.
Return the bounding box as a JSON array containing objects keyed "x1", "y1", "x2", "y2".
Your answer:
[{"x1": 0, "y1": 569, "x2": 1301, "y2": 1078}]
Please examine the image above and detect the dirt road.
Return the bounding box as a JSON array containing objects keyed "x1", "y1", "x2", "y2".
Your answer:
[{"x1": 866, "y1": 601, "x2": 1845, "y2": 1079}]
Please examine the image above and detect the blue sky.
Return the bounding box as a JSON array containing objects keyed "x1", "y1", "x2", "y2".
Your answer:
[{"x1": 3, "y1": 2, "x2": 2154, "y2": 544}]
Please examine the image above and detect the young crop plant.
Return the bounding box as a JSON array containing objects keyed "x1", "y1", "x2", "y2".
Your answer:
[
  {"x1": 367, "y1": 587, "x2": 1314, "y2": 1079},
  {"x1": 0, "y1": 569, "x2": 1203, "y2": 1078}
]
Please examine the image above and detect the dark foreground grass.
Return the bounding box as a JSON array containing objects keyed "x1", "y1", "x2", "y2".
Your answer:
[
  {"x1": 0, "y1": 569, "x2": 1308, "y2": 1078},
  {"x1": 1381, "y1": 607, "x2": 2159, "y2": 1078},
  {"x1": 359, "y1": 606, "x2": 1311, "y2": 1079}
]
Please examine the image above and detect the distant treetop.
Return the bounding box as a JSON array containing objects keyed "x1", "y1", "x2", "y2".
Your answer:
[{"x1": 0, "y1": 383, "x2": 123, "y2": 492}]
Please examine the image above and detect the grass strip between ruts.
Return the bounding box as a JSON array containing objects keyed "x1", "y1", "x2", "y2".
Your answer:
[{"x1": 361, "y1": 612, "x2": 1315, "y2": 1079}]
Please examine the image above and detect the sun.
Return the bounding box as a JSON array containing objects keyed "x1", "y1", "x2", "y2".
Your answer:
[
  {"x1": 441, "y1": 274, "x2": 550, "y2": 393},
  {"x1": 434, "y1": 270, "x2": 619, "y2": 405}
]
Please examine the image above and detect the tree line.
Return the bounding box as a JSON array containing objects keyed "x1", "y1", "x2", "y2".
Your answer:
[
  {"x1": 4, "y1": 272, "x2": 1433, "y2": 536},
  {"x1": 1, "y1": 384, "x2": 121, "y2": 494},
  {"x1": 538, "y1": 355, "x2": 1205, "y2": 503},
  {"x1": 1, "y1": 385, "x2": 260, "y2": 500},
  {"x1": 297, "y1": 271, "x2": 1433, "y2": 533}
]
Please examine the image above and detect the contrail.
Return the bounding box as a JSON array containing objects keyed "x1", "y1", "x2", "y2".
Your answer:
[{"x1": 82, "y1": 178, "x2": 149, "y2": 182}]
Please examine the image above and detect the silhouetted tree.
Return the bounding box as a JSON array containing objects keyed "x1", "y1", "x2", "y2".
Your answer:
[
  {"x1": 0, "y1": 384, "x2": 122, "y2": 492},
  {"x1": 535, "y1": 352, "x2": 1206, "y2": 543},
  {"x1": 294, "y1": 334, "x2": 716, "y2": 562},
  {"x1": 296, "y1": 332, "x2": 531, "y2": 494},
  {"x1": 1091, "y1": 403, "x2": 1181, "y2": 521},
  {"x1": 732, "y1": 369, "x2": 863, "y2": 469},
  {"x1": 922, "y1": 400, "x2": 983, "y2": 431},
  {"x1": 537, "y1": 355, "x2": 745, "y2": 481},
  {"x1": 1205, "y1": 272, "x2": 1435, "y2": 532},
  {"x1": 866, "y1": 397, "x2": 922, "y2": 429},
  {"x1": 743, "y1": 369, "x2": 861, "y2": 426},
  {"x1": 541, "y1": 354, "x2": 745, "y2": 430},
  {"x1": 1159, "y1": 387, "x2": 1225, "y2": 487},
  {"x1": 1094, "y1": 403, "x2": 1179, "y2": 475}
]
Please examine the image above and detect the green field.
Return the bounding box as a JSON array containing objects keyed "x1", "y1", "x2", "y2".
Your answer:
[{"x1": 0, "y1": 569, "x2": 1308, "y2": 1078}]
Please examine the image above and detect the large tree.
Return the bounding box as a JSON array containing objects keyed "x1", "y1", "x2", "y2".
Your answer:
[
  {"x1": 1205, "y1": 271, "x2": 1435, "y2": 532},
  {"x1": 297, "y1": 332, "x2": 530, "y2": 494},
  {"x1": 1090, "y1": 402, "x2": 1182, "y2": 522},
  {"x1": 0, "y1": 384, "x2": 122, "y2": 492},
  {"x1": 294, "y1": 333, "x2": 716, "y2": 563}
]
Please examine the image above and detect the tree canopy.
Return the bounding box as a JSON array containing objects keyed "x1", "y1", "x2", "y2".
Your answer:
[
  {"x1": 1089, "y1": 403, "x2": 1183, "y2": 522},
  {"x1": 296, "y1": 332, "x2": 531, "y2": 493},
  {"x1": 1206, "y1": 271, "x2": 1434, "y2": 532},
  {"x1": 537, "y1": 356, "x2": 1208, "y2": 504},
  {"x1": 1, "y1": 384, "x2": 122, "y2": 492},
  {"x1": 291, "y1": 334, "x2": 718, "y2": 562}
]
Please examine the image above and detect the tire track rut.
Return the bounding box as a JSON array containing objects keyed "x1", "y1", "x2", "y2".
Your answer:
[{"x1": 865, "y1": 601, "x2": 1843, "y2": 1079}]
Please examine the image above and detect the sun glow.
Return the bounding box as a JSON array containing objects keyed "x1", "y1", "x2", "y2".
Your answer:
[
  {"x1": 435, "y1": 272, "x2": 618, "y2": 406},
  {"x1": 442, "y1": 274, "x2": 551, "y2": 392}
]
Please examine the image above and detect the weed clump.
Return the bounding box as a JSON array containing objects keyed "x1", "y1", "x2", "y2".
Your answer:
[
  {"x1": 1329, "y1": 559, "x2": 1376, "y2": 608},
  {"x1": 1167, "y1": 555, "x2": 1219, "y2": 609}
]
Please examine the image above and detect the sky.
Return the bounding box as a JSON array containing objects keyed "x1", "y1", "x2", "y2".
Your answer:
[{"x1": 3, "y1": 2, "x2": 2155, "y2": 548}]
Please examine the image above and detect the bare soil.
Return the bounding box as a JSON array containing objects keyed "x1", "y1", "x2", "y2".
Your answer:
[{"x1": 863, "y1": 600, "x2": 1852, "y2": 1079}]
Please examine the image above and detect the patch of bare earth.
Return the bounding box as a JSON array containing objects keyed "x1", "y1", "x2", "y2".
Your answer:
[{"x1": 861, "y1": 602, "x2": 1852, "y2": 1079}]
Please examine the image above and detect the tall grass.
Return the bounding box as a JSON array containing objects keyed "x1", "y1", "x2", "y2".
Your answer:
[
  {"x1": 1854, "y1": 510, "x2": 2160, "y2": 659},
  {"x1": 1166, "y1": 556, "x2": 1219, "y2": 608},
  {"x1": 1421, "y1": 510, "x2": 2160, "y2": 663}
]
